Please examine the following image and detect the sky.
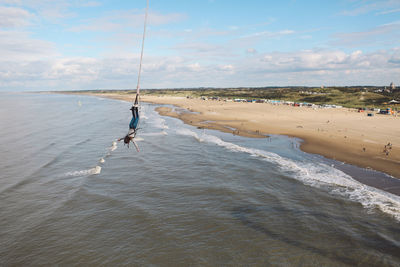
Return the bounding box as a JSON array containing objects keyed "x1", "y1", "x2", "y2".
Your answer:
[{"x1": 0, "y1": 0, "x2": 399, "y2": 91}]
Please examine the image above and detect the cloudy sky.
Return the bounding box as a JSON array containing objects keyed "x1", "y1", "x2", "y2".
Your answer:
[{"x1": 1, "y1": 0, "x2": 399, "y2": 91}]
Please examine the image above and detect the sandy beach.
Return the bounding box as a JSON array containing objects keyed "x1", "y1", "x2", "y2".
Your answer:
[{"x1": 79, "y1": 92, "x2": 400, "y2": 179}]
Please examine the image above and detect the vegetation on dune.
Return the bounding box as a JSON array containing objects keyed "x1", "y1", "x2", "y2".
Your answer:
[{"x1": 65, "y1": 86, "x2": 399, "y2": 109}]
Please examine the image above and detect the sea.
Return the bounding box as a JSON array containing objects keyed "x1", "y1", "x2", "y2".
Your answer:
[{"x1": 0, "y1": 92, "x2": 399, "y2": 266}]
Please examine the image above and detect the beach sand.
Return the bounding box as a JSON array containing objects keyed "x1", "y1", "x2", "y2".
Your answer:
[{"x1": 78, "y1": 92, "x2": 400, "y2": 179}]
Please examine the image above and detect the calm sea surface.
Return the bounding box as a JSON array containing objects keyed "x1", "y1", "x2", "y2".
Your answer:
[{"x1": 0, "y1": 93, "x2": 399, "y2": 266}]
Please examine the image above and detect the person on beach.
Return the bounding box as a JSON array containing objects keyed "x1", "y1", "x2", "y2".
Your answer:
[{"x1": 118, "y1": 104, "x2": 140, "y2": 151}]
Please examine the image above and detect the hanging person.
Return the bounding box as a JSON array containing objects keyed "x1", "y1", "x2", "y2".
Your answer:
[
  {"x1": 117, "y1": 0, "x2": 148, "y2": 152},
  {"x1": 118, "y1": 95, "x2": 140, "y2": 151}
]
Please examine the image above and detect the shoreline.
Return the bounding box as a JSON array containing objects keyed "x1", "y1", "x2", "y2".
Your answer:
[{"x1": 65, "y1": 92, "x2": 400, "y2": 179}]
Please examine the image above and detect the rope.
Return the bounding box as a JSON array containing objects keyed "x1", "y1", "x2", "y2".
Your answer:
[{"x1": 135, "y1": 0, "x2": 149, "y2": 104}]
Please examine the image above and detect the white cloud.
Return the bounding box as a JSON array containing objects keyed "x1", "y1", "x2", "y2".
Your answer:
[
  {"x1": 300, "y1": 35, "x2": 312, "y2": 40},
  {"x1": 388, "y1": 48, "x2": 400, "y2": 64},
  {"x1": 377, "y1": 8, "x2": 400, "y2": 15},
  {"x1": 171, "y1": 42, "x2": 235, "y2": 59},
  {"x1": 331, "y1": 21, "x2": 400, "y2": 47},
  {"x1": 187, "y1": 62, "x2": 201, "y2": 72},
  {"x1": 233, "y1": 48, "x2": 400, "y2": 87},
  {"x1": 255, "y1": 49, "x2": 376, "y2": 72},
  {"x1": 1, "y1": 47, "x2": 398, "y2": 91},
  {"x1": 15, "y1": 0, "x2": 74, "y2": 20},
  {"x1": 0, "y1": 30, "x2": 58, "y2": 60},
  {"x1": 0, "y1": 1, "x2": 398, "y2": 90},
  {"x1": 68, "y1": 10, "x2": 186, "y2": 33},
  {"x1": 0, "y1": 6, "x2": 33, "y2": 28},
  {"x1": 219, "y1": 64, "x2": 234, "y2": 72},
  {"x1": 80, "y1": 1, "x2": 102, "y2": 8},
  {"x1": 0, "y1": 0, "x2": 98, "y2": 22},
  {"x1": 341, "y1": 0, "x2": 400, "y2": 16},
  {"x1": 241, "y1": 29, "x2": 295, "y2": 39},
  {"x1": 246, "y1": 48, "x2": 257, "y2": 54}
]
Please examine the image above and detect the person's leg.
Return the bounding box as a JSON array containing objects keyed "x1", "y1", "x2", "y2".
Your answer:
[
  {"x1": 129, "y1": 116, "x2": 136, "y2": 129},
  {"x1": 131, "y1": 105, "x2": 139, "y2": 116},
  {"x1": 132, "y1": 108, "x2": 139, "y2": 129},
  {"x1": 134, "y1": 107, "x2": 139, "y2": 120},
  {"x1": 129, "y1": 107, "x2": 139, "y2": 129}
]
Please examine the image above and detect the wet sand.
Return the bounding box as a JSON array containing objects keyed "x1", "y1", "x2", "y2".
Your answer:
[{"x1": 73, "y1": 92, "x2": 400, "y2": 179}]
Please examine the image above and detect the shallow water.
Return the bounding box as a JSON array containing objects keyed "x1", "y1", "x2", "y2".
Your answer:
[{"x1": 0, "y1": 93, "x2": 399, "y2": 266}]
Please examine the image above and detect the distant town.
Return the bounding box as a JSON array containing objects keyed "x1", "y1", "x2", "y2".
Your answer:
[{"x1": 77, "y1": 82, "x2": 399, "y2": 111}]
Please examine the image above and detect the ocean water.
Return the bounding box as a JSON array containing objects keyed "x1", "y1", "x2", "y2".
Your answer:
[{"x1": 0, "y1": 93, "x2": 399, "y2": 266}]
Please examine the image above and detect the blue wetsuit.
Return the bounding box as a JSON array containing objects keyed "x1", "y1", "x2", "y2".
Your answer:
[{"x1": 129, "y1": 106, "x2": 139, "y2": 130}]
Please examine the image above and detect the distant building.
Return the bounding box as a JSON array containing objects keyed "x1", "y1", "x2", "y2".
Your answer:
[{"x1": 390, "y1": 82, "x2": 396, "y2": 91}]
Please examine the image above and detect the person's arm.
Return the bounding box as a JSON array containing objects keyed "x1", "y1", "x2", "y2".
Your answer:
[{"x1": 132, "y1": 140, "x2": 140, "y2": 152}]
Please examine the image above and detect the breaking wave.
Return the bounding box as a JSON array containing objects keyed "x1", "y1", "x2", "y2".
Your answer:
[
  {"x1": 150, "y1": 117, "x2": 169, "y2": 130},
  {"x1": 176, "y1": 127, "x2": 400, "y2": 221}
]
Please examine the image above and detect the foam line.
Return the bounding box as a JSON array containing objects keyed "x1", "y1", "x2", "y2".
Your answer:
[
  {"x1": 65, "y1": 166, "x2": 101, "y2": 177},
  {"x1": 149, "y1": 117, "x2": 169, "y2": 129},
  {"x1": 110, "y1": 141, "x2": 117, "y2": 151},
  {"x1": 141, "y1": 131, "x2": 168, "y2": 136},
  {"x1": 65, "y1": 140, "x2": 119, "y2": 177},
  {"x1": 176, "y1": 127, "x2": 400, "y2": 221}
]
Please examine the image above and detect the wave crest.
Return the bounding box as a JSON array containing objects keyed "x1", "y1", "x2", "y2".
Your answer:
[{"x1": 176, "y1": 128, "x2": 400, "y2": 221}]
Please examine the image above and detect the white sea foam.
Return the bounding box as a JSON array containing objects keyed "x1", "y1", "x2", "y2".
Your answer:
[
  {"x1": 176, "y1": 128, "x2": 200, "y2": 140},
  {"x1": 65, "y1": 139, "x2": 117, "y2": 178},
  {"x1": 176, "y1": 128, "x2": 400, "y2": 221},
  {"x1": 151, "y1": 117, "x2": 169, "y2": 129},
  {"x1": 110, "y1": 141, "x2": 117, "y2": 151},
  {"x1": 72, "y1": 139, "x2": 118, "y2": 177},
  {"x1": 141, "y1": 131, "x2": 168, "y2": 136},
  {"x1": 66, "y1": 166, "x2": 101, "y2": 177}
]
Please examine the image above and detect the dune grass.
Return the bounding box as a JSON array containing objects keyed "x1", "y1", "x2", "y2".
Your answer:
[{"x1": 63, "y1": 86, "x2": 400, "y2": 110}]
